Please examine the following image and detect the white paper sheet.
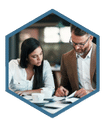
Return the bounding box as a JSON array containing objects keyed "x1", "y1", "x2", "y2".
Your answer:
[{"x1": 53, "y1": 91, "x2": 77, "y2": 101}]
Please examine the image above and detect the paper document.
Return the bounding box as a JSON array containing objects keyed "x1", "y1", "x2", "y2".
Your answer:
[
  {"x1": 53, "y1": 96, "x2": 65, "y2": 101},
  {"x1": 64, "y1": 91, "x2": 79, "y2": 103},
  {"x1": 68, "y1": 91, "x2": 77, "y2": 98},
  {"x1": 65, "y1": 98, "x2": 78, "y2": 103},
  {"x1": 42, "y1": 91, "x2": 79, "y2": 114},
  {"x1": 53, "y1": 91, "x2": 77, "y2": 101}
]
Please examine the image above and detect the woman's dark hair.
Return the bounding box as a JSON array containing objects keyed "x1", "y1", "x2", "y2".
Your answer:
[{"x1": 20, "y1": 38, "x2": 44, "y2": 89}]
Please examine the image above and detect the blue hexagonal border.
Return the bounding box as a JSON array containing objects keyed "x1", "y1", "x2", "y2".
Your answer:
[{"x1": 5, "y1": 9, "x2": 100, "y2": 118}]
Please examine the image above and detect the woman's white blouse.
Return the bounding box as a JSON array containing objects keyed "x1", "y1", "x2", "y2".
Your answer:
[{"x1": 9, "y1": 59, "x2": 55, "y2": 93}]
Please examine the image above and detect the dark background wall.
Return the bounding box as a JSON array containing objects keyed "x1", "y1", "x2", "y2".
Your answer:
[{"x1": 9, "y1": 13, "x2": 96, "y2": 65}]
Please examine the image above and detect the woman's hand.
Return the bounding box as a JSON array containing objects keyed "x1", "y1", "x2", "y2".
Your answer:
[
  {"x1": 15, "y1": 89, "x2": 42, "y2": 96},
  {"x1": 15, "y1": 90, "x2": 31, "y2": 96}
]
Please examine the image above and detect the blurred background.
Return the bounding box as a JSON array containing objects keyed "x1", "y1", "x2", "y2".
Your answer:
[{"x1": 9, "y1": 13, "x2": 96, "y2": 90}]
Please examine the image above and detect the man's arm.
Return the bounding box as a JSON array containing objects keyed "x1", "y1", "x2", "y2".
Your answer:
[
  {"x1": 60, "y1": 54, "x2": 72, "y2": 93},
  {"x1": 55, "y1": 55, "x2": 71, "y2": 97}
]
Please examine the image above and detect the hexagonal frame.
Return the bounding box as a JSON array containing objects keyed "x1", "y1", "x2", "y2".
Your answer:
[{"x1": 5, "y1": 9, "x2": 100, "y2": 118}]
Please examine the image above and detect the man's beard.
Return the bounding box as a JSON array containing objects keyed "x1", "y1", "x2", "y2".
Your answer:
[
  {"x1": 76, "y1": 52, "x2": 85, "y2": 56},
  {"x1": 74, "y1": 47, "x2": 88, "y2": 57}
]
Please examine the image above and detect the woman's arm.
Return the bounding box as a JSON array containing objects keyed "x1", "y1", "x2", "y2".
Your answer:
[
  {"x1": 15, "y1": 89, "x2": 43, "y2": 96},
  {"x1": 9, "y1": 60, "x2": 15, "y2": 90},
  {"x1": 41, "y1": 60, "x2": 55, "y2": 94}
]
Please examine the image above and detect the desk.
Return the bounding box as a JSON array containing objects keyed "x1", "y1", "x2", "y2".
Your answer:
[
  {"x1": 42, "y1": 101, "x2": 69, "y2": 114},
  {"x1": 23, "y1": 91, "x2": 79, "y2": 114}
]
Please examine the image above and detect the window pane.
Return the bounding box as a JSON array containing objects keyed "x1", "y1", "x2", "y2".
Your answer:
[
  {"x1": 44, "y1": 27, "x2": 59, "y2": 43},
  {"x1": 60, "y1": 27, "x2": 71, "y2": 43},
  {"x1": 44, "y1": 27, "x2": 71, "y2": 43}
]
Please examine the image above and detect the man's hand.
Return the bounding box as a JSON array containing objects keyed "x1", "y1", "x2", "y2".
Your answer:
[
  {"x1": 74, "y1": 88, "x2": 93, "y2": 98},
  {"x1": 55, "y1": 86, "x2": 69, "y2": 97}
]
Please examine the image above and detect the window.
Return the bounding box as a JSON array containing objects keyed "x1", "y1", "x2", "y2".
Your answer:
[{"x1": 44, "y1": 27, "x2": 71, "y2": 43}]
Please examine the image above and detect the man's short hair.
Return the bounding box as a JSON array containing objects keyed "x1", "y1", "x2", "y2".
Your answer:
[{"x1": 70, "y1": 24, "x2": 89, "y2": 36}]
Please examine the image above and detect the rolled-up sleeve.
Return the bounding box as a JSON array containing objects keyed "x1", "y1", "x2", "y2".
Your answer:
[
  {"x1": 9, "y1": 60, "x2": 15, "y2": 84},
  {"x1": 9, "y1": 60, "x2": 17, "y2": 92},
  {"x1": 41, "y1": 60, "x2": 55, "y2": 94}
]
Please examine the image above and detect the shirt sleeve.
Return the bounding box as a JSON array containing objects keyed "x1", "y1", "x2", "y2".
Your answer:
[
  {"x1": 41, "y1": 60, "x2": 55, "y2": 94},
  {"x1": 9, "y1": 60, "x2": 15, "y2": 84}
]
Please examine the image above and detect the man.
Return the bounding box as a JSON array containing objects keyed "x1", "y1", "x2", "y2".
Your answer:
[{"x1": 55, "y1": 24, "x2": 96, "y2": 98}]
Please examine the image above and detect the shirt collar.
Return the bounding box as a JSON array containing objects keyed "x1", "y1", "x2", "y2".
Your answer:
[{"x1": 76, "y1": 43, "x2": 93, "y2": 59}]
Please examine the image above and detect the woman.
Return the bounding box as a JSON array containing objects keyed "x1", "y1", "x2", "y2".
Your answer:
[{"x1": 9, "y1": 38, "x2": 55, "y2": 96}]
